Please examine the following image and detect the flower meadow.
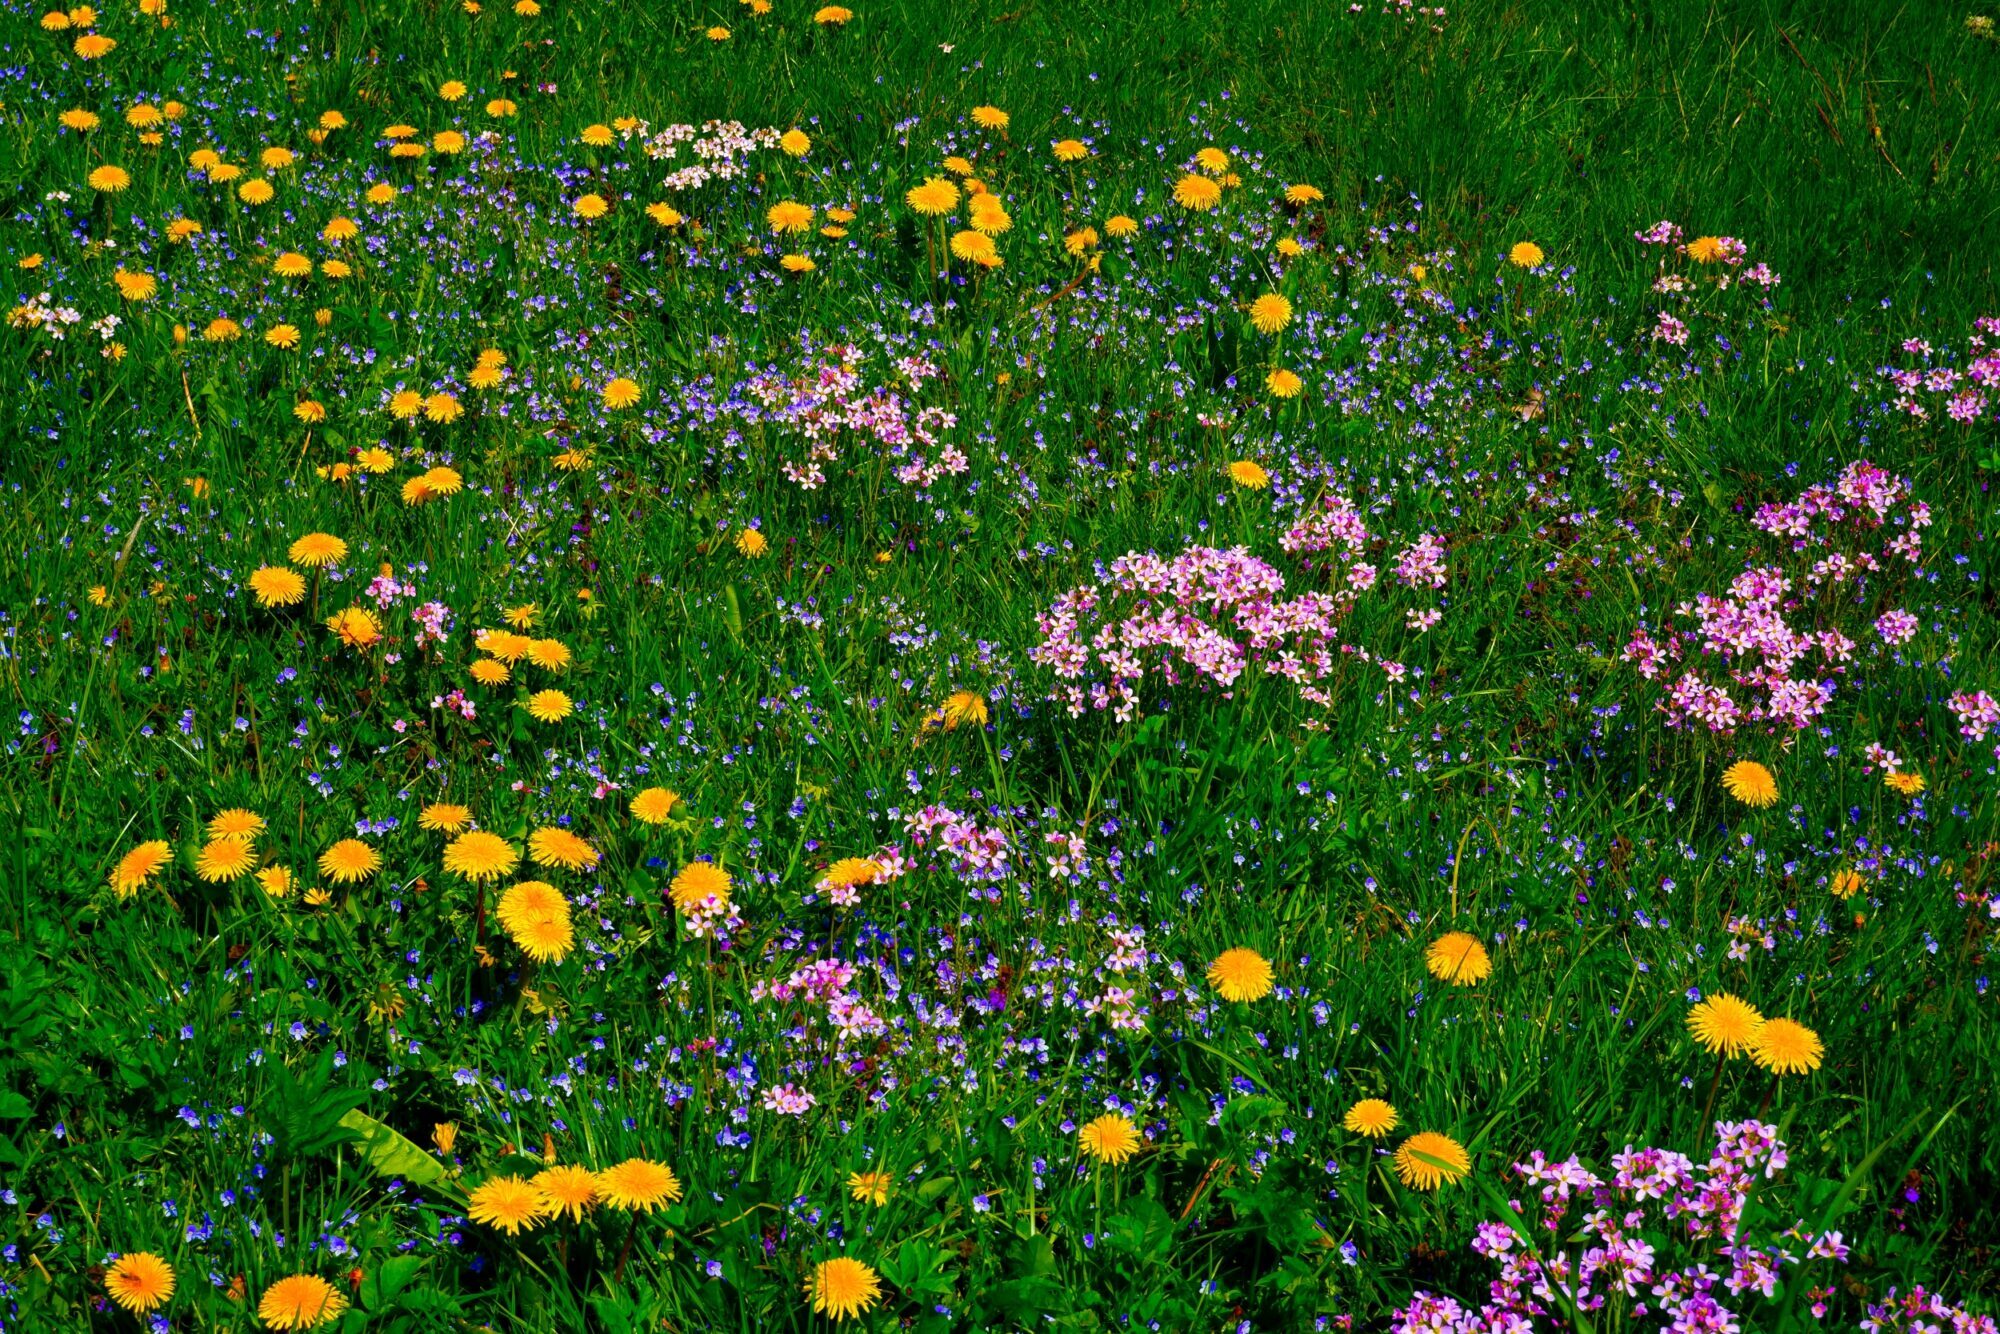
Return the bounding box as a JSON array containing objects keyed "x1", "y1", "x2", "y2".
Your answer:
[{"x1": 4, "y1": 0, "x2": 2000, "y2": 1329}]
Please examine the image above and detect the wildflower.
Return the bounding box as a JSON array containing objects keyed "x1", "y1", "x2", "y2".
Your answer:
[
  {"x1": 1425, "y1": 932, "x2": 1492, "y2": 987},
  {"x1": 905, "y1": 176, "x2": 959, "y2": 215},
  {"x1": 705, "y1": 24, "x2": 730, "y2": 39},
  {"x1": 325, "y1": 606, "x2": 381, "y2": 648},
  {"x1": 602, "y1": 376, "x2": 641, "y2": 409},
  {"x1": 1285, "y1": 183, "x2": 1325, "y2": 203},
  {"x1": 847, "y1": 1170, "x2": 892, "y2": 1206},
  {"x1": 1079, "y1": 1113, "x2": 1141, "y2": 1164},
  {"x1": 288, "y1": 533, "x2": 347, "y2": 567},
  {"x1": 1266, "y1": 368, "x2": 1302, "y2": 398},
  {"x1": 646, "y1": 201, "x2": 683, "y2": 226},
  {"x1": 1227, "y1": 460, "x2": 1269, "y2": 488},
  {"x1": 1207, "y1": 947, "x2": 1274, "y2": 1001},
  {"x1": 195, "y1": 839, "x2": 257, "y2": 883},
  {"x1": 74, "y1": 31, "x2": 116, "y2": 57},
  {"x1": 1885, "y1": 770, "x2": 1925, "y2": 796},
  {"x1": 807, "y1": 1257, "x2": 882, "y2": 1322},
  {"x1": 441, "y1": 830, "x2": 519, "y2": 882},
  {"x1": 951, "y1": 230, "x2": 997, "y2": 263},
  {"x1": 1752, "y1": 1017, "x2": 1824, "y2": 1075},
  {"x1": 420, "y1": 803, "x2": 472, "y2": 833},
  {"x1": 572, "y1": 193, "x2": 608, "y2": 219},
  {"x1": 257, "y1": 1274, "x2": 347, "y2": 1329},
  {"x1": 781, "y1": 128, "x2": 810, "y2": 155},
  {"x1": 1830, "y1": 868, "x2": 1864, "y2": 900},
  {"x1": 534, "y1": 1164, "x2": 599, "y2": 1221},
  {"x1": 525, "y1": 637, "x2": 569, "y2": 669},
  {"x1": 1508, "y1": 241, "x2": 1544, "y2": 268},
  {"x1": 265, "y1": 323, "x2": 302, "y2": 349},
  {"x1": 1686, "y1": 235, "x2": 1728, "y2": 263},
  {"x1": 209, "y1": 808, "x2": 265, "y2": 840},
  {"x1": 1386, "y1": 1136, "x2": 1472, "y2": 1201},
  {"x1": 104, "y1": 1252, "x2": 175, "y2": 1313},
  {"x1": 1053, "y1": 138, "x2": 1089, "y2": 161},
  {"x1": 471, "y1": 659, "x2": 510, "y2": 685},
  {"x1": 88, "y1": 164, "x2": 131, "y2": 192},
  {"x1": 940, "y1": 690, "x2": 988, "y2": 729},
  {"x1": 1172, "y1": 173, "x2": 1222, "y2": 210},
  {"x1": 1343, "y1": 1098, "x2": 1399, "y2": 1138},
  {"x1": 110, "y1": 840, "x2": 173, "y2": 898},
  {"x1": 249, "y1": 566, "x2": 306, "y2": 608},
  {"x1": 257, "y1": 866, "x2": 293, "y2": 898},
  {"x1": 113, "y1": 268, "x2": 158, "y2": 300},
  {"x1": 630, "y1": 787, "x2": 681, "y2": 824},
  {"x1": 767, "y1": 200, "x2": 813, "y2": 233},
  {"x1": 670, "y1": 861, "x2": 731, "y2": 911},
  {"x1": 468, "y1": 1175, "x2": 549, "y2": 1235},
  {"x1": 1105, "y1": 214, "x2": 1139, "y2": 237},
  {"x1": 294, "y1": 401, "x2": 326, "y2": 423},
  {"x1": 736, "y1": 527, "x2": 769, "y2": 557},
  {"x1": 529, "y1": 826, "x2": 599, "y2": 872},
  {"x1": 596, "y1": 1157, "x2": 683, "y2": 1211},
  {"x1": 1248, "y1": 293, "x2": 1292, "y2": 334},
  {"x1": 780, "y1": 253, "x2": 816, "y2": 273},
  {"x1": 1721, "y1": 760, "x2": 1779, "y2": 808},
  {"x1": 1687, "y1": 993, "x2": 1763, "y2": 1057},
  {"x1": 526, "y1": 689, "x2": 573, "y2": 723},
  {"x1": 318, "y1": 839, "x2": 380, "y2": 884}
]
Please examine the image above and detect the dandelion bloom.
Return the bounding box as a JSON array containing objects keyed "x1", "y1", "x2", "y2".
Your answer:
[
  {"x1": 705, "y1": 24, "x2": 730, "y2": 38},
  {"x1": 1425, "y1": 932, "x2": 1492, "y2": 987},
  {"x1": 294, "y1": 401, "x2": 327, "y2": 423},
  {"x1": 525, "y1": 637, "x2": 570, "y2": 669},
  {"x1": 470, "y1": 658, "x2": 511, "y2": 685},
  {"x1": 807, "y1": 1256, "x2": 883, "y2": 1322},
  {"x1": 1830, "y1": 868, "x2": 1864, "y2": 900},
  {"x1": 670, "y1": 860, "x2": 731, "y2": 911},
  {"x1": 941, "y1": 690, "x2": 988, "y2": 729},
  {"x1": 1508, "y1": 241, "x2": 1544, "y2": 268},
  {"x1": 647, "y1": 201, "x2": 683, "y2": 226},
  {"x1": 504, "y1": 603, "x2": 538, "y2": 628},
  {"x1": 571, "y1": 193, "x2": 608, "y2": 219},
  {"x1": 1172, "y1": 173, "x2": 1222, "y2": 210},
  {"x1": 110, "y1": 840, "x2": 172, "y2": 898},
  {"x1": 1285, "y1": 183, "x2": 1325, "y2": 203},
  {"x1": 1053, "y1": 138, "x2": 1088, "y2": 162},
  {"x1": 1207, "y1": 947, "x2": 1274, "y2": 1001},
  {"x1": 104, "y1": 1252, "x2": 175, "y2": 1313},
  {"x1": 950, "y1": 230, "x2": 997, "y2": 264},
  {"x1": 265, "y1": 323, "x2": 302, "y2": 349},
  {"x1": 1105, "y1": 214, "x2": 1139, "y2": 237},
  {"x1": 442, "y1": 830, "x2": 519, "y2": 882},
  {"x1": 596, "y1": 1157, "x2": 683, "y2": 1211},
  {"x1": 1394, "y1": 1131, "x2": 1471, "y2": 1190},
  {"x1": 529, "y1": 826, "x2": 600, "y2": 872},
  {"x1": 1248, "y1": 293, "x2": 1292, "y2": 334},
  {"x1": 534, "y1": 1164, "x2": 599, "y2": 1220},
  {"x1": 603, "y1": 376, "x2": 641, "y2": 409},
  {"x1": 389, "y1": 390, "x2": 425, "y2": 420},
  {"x1": 288, "y1": 533, "x2": 347, "y2": 567},
  {"x1": 1752, "y1": 1017, "x2": 1824, "y2": 1075},
  {"x1": 1886, "y1": 770, "x2": 1925, "y2": 796},
  {"x1": 1721, "y1": 760, "x2": 1779, "y2": 808},
  {"x1": 1343, "y1": 1098, "x2": 1399, "y2": 1138},
  {"x1": 89, "y1": 164, "x2": 131, "y2": 192},
  {"x1": 511, "y1": 910, "x2": 573, "y2": 962},
  {"x1": 847, "y1": 1169, "x2": 891, "y2": 1206},
  {"x1": 195, "y1": 838, "x2": 257, "y2": 883},
  {"x1": 736, "y1": 527, "x2": 770, "y2": 556},
  {"x1": 424, "y1": 392, "x2": 463, "y2": 423},
  {"x1": 203, "y1": 318, "x2": 244, "y2": 342},
  {"x1": 74, "y1": 32, "x2": 117, "y2": 58},
  {"x1": 113, "y1": 268, "x2": 159, "y2": 300},
  {"x1": 767, "y1": 200, "x2": 813, "y2": 233},
  {"x1": 487, "y1": 98, "x2": 518, "y2": 117},
  {"x1": 630, "y1": 787, "x2": 681, "y2": 824},
  {"x1": 468, "y1": 1175, "x2": 550, "y2": 1236},
  {"x1": 439, "y1": 78, "x2": 467, "y2": 99},
  {"x1": 325, "y1": 606, "x2": 381, "y2": 648},
  {"x1": 257, "y1": 1274, "x2": 347, "y2": 1329},
  {"x1": 822, "y1": 857, "x2": 882, "y2": 890},
  {"x1": 526, "y1": 689, "x2": 573, "y2": 723},
  {"x1": 1266, "y1": 368, "x2": 1302, "y2": 398},
  {"x1": 1079, "y1": 1113, "x2": 1141, "y2": 1164},
  {"x1": 318, "y1": 838, "x2": 380, "y2": 884},
  {"x1": 1686, "y1": 235, "x2": 1727, "y2": 263},
  {"x1": 1687, "y1": 993, "x2": 1763, "y2": 1057},
  {"x1": 258, "y1": 866, "x2": 293, "y2": 898},
  {"x1": 780, "y1": 253, "x2": 816, "y2": 273},
  {"x1": 209, "y1": 808, "x2": 265, "y2": 840},
  {"x1": 905, "y1": 176, "x2": 959, "y2": 215},
  {"x1": 1227, "y1": 460, "x2": 1269, "y2": 489},
  {"x1": 496, "y1": 880, "x2": 567, "y2": 933},
  {"x1": 780, "y1": 129, "x2": 810, "y2": 156}
]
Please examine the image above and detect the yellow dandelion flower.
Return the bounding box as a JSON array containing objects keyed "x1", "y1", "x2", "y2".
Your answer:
[
  {"x1": 596, "y1": 1157, "x2": 682, "y2": 1211},
  {"x1": 526, "y1": 689, "x2": 573, "y2": 723},
  {"x1": 1751, "y1": 1016, "x2": 1824, "y2": 1076},
  {"x1": 806, "y1": 1256, "x2": 882, "y2": 1322},
  {"x1": 257, "y1": 1274, "x2": 347, "y2": 1330},
  {"x1": 104, "y1": 1252, "x2": 175, "y2": 1314},
  {"x1": 441, "y1": 830, "x2": 519, "y2": 882},
  {"x1": 1721, "y1": 760, "x2": 1779, "y2": 809},
  {"x1": 195, "y1": 838, "x2": 257, "y2": 883},
  {"x1": 1227, "y1": 460, "x2": 1269, "y2": 489},
  {"x1": 1508, "y1": 240, "x2": 1545, "y2": 268},
  {"x1": 1207, "y1": 947, "x2": 1274, "y2": 1001},
  {"x1": 1248, "y1": 292, "x2": 1292, "y2": 334},
  {"x1": 630, "y1": 787, "x2": 681, "y2": 824},
  {"x1": 669, "y1": 861, "x2": 730, "y2": 912},
  {"x1": 110, "y1": 840, "x2": 173, "y2": 898},
  {"x1": 1394, "y1": 1131, "x2": 1471, "y2": 1190},
  {"x1": 467, "y1": 1175, "x2": 550, "y2": 1235},
  {"x1": 318, "y1": 838, "x2": 380, "y2": 884},
  {"x1": 1687, "y1": 993, "x2": 1763, "y2": 1057},
  {"x1": 1425, "y1": 931, "x2": 1492, "y2": 987},
  {"x1": 1343, "y1": 1098, "x2": 1399, "y2": 1138},
  {"x1": 1078, "y1": 1113, "x2": 1141, "y2": 1164}
]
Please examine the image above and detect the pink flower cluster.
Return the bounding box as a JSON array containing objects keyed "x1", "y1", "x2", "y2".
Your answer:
[
  {"x1": 904, "y1": 805, "x2": 1012, "y2": 889},
  {"x1": 1949, "y1": 690, "x2": 1999, "y2": 741},
  {"x1": 752, "y1": 959, "x2": 888, "y2": 1044},
  {"x1": 740, "y1": 346, "x2": 961, "y2": 489},
  {"x1": 1623, "y1": 462, "x2": 1930, "y2": 734},
  {"x1": 1877, "y1": 316, "x2": 1999, "y2": 424},
  {"x1": 1032, "y1": 525, "x2": 1444, "y2": 722},
  {"x1": 1862, "y1": 1290, "x2": 1997, "y2": 1334},
  {"x1": 1393, "y1": 1123, "x2": 1857, "y2": 1334}
]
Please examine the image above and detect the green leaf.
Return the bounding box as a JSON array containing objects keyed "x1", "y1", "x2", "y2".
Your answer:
[{"x1": 339, "y1": 1110, "x2": 447, "y2": 1188}]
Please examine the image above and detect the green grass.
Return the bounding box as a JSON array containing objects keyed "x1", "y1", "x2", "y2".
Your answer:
[{"x1": 3, "y1": 0, "x2": 2000, "y2": 1329}]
